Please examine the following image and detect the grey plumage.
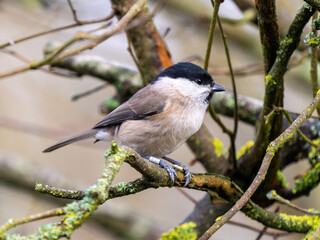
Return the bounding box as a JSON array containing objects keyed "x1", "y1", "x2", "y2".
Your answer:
[{"x1": 43, "y1": 129, "x2": 98, "y2": 152}]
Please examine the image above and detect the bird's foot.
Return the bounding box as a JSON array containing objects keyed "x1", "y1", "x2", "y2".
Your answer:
[
  {"x1": 141, "y1": 155, "x2": 191, "y2": 187},
  {"x1": 141, "y1": 155, "x2": 177, "y2": 186},
  {"x1": 163, "y1": 156, "x2": 191, "y2": 187}
]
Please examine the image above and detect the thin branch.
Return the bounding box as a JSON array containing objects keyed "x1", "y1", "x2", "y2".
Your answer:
[
  {"x1": 66, "y1": 0, "x2": 80, "y2": 24},
  {"x1": 267, "y1": 190, "x2": 320, "y2": 215},
  {"x1": 203, "y1": 0, "x2": 221, "y2": 71},
  {"x1": 0, "y1": 208, "x2": 65, "y2": 234},
  {"x1": 1, "y1": 48, "x2": 78, "y2": 78},
  {"x1": 0, "y1": 11, "x2": 115, "y2": 49},
  {"x1": 0, "y1": 34, "x2": 87, "y2": 79},
  {"x1": 189, "y1": 50, "x2": 309, "y2": 77},
  {"x1": 311, "y1": 12, "x2": 320, "y2": 115},
  {"x1": 176, "y1": 188, "x2": 197, "y2": 204},
  {"x1": 227, "y1": 220, "x2": 288, "y2": 238},
  {"x1": 217, "y1": 16, "x2": 238, "y2": 168},
  {"x1": 279, "y1": 107, "x2": 320, "y2": 149},
  {"x1": 71, "y1": 83, "x2": 108, "y2": 101},
  {"x1": 199, "y1": 89, "x2": 320, "y2": 240},
  {"x1": 208, "y1": 104, "x2": 233, "y2": 136},
  {"x1": 125, "y1": 32, "x2": 147, "y2": 86},
  {"x1": 35, "y1": 183, "x2": 85, "y2": 200}
]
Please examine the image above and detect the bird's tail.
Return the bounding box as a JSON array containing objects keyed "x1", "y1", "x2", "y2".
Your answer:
[{"x1": 43, "y1": 129, "x2": 98, "y2": 152}]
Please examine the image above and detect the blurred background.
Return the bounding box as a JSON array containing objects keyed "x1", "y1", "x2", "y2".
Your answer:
[{"x1": 0, "y1": 0, "x2": 317, "y2": 239}]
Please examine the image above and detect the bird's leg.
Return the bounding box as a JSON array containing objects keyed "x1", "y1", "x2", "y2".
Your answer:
[
  {"x1": 162, "y1": 156, "x2": 191, "y2": 187},
  {"x1": 141, "y1": 155, "x2": 177, "y2": 186}
]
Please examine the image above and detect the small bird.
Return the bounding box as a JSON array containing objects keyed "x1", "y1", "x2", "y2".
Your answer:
[{"x1": 43, "y1": 62, "x2": 225, "y2": 186}]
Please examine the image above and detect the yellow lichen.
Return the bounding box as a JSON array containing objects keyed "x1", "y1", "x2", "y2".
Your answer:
[
  {"x1": 215, "y1": 216, "x2": 221, "y2": 222},
  {"x1": 265, "y1": 75, "x2": 272, "y2": 85},
  {"x1": 213, "y1": 138, "x2": 227, "y2": 157},
  {"x1": 236, "y1": 140, "x2": 254, "y2": 159},
  {"x1": 160, "y1": 222, "x2": 197, "y2": 240}
]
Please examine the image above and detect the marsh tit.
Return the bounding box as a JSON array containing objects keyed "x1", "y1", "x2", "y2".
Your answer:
[{"x1": 43, "y1": 62, "x2": 225, "y2": 186}]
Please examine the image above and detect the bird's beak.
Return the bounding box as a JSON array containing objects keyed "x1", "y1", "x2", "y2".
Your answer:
[{"x1": 212, "y1": 83, "x2": 225, "y2": 92}]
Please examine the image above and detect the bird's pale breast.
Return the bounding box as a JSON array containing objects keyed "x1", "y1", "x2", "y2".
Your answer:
[{"x1": 115, "y1": 97, "x2": 207, "y2": 157}]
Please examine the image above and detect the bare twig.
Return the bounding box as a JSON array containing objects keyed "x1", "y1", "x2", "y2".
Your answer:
[
  {"x1": 71, "y1": 83, "x2": 108, "y2": 101},
  {"x1": 278, "y1": 107, "x2": 320, "y2": 149},
  {"x1": 208, "y1": 104, "x2": 233, "y2": 136},
  {"x1": 311, "y1": 12, "x2": 320, "y2": 115},
  {"x1": 0, "y1": 11, "x2": 115, "y2": 49},
  {"x1": 0, "y1": 34, "x2": 88, "y2": 79},
  {"x1": 1, "y1": 48, "x2": 78, "y2": 78},
  {"x1": 66, "y1": 0, "x2": 80, "y2": 24},
  {"x1": 203, "y1": 0, "x2": 221, "y2": 71},
  {"x1": 176, "y1": 188, "x2": 197, "y2": 204},
  {"x1": 217, "y1": 16, "x2": 238, "y2": 168},
  {"x1": 125, "y1": 32, "x2": 147, "y2": 85}
]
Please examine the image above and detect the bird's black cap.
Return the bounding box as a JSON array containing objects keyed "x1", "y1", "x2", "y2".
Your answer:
[{"x1": 152, "y1": 62, "x2": 214, "y2": 86}]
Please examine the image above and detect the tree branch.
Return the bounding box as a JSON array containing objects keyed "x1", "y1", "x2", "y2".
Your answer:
[{"x1": 199, "y1": 86, "x2": 320, "y2": 239}]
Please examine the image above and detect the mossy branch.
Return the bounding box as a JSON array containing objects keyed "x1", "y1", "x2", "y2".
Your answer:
[{"x1": 0, "y1": 141, "x2": 127, "y2": 239}]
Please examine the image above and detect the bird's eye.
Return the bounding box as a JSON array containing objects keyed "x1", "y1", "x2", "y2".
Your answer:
[{"x1": 196, "y1": 79, "x2": 203, "y2": 85}]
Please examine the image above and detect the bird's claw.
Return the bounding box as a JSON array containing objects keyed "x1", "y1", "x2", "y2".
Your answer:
[
  {"x1": 173, "y1": 164, "x2": 191, "y2": 186},
  {"x1": 159, "y1": 160, "x2": 177, "y2": 186},
  {"x1": 163, "y1": 156, "x2": 191, "y2": 186},
  {"x1": 142, "y1": 155, "x2": 191, "y2": 187}
]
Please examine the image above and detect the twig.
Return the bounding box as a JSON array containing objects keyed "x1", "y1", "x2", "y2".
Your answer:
[
  {"x1": 217, "y1": 16, "x2": 238, "y2": 168},
  {"x1": 311, "y1": 12, "x2": 319, "y2": 116},
  {"x1": 208, "y1": 104, "x2": 233, "y2": 136},
  {"x1": 267, "y1": 190, "x2": 320, "y2": 215},
  {"x1": 125, "y1": 32, "x2": 147, "y2": 86},
  {"x1": 227, "y1": 220, "x2": 288, "y2": 238},
  {"x1": 0, "y1": 208, "x2": 65, "y2": 234},
  {"x1": 71, "y1": 83, "x2": 108, "y2": 101},
  {"x1": 66, "y1": 0, "x2": 80, "y2": 24},
  {"x1": 35, "y1": 183, "x2": 85, "y2": 200},
  {"x1": 0, "y1": 34, "x2": 87, "y2": 79},
  {"x1": 176, "y1": 188, "x2": 197, "y2": 204},
  {"x1": 0, "y1": 48, "x2": 78, "y2": 78},
  {"x1": 256, "y1": 225, "x2": 268, "y2": 240},
  {"x1": 278, "y1": 107, "x2": 320, "y2": 149},
  {"x1": 0, "y1": 11, "x2": 115, "y2": 49},
  {"x1": 199, "y1": 89, "x2": 320, "y2": 240},
  {"x1": 255, "y1": 207, "x2": 280, "y2": 240},
  {"x1": 203, "y1": 0, "x2": 221, "y2": 71}
]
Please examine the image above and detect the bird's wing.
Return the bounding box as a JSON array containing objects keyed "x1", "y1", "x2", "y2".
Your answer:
[{"x1": 93, "y1": 85, "x2": 167, "y2": 129}]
